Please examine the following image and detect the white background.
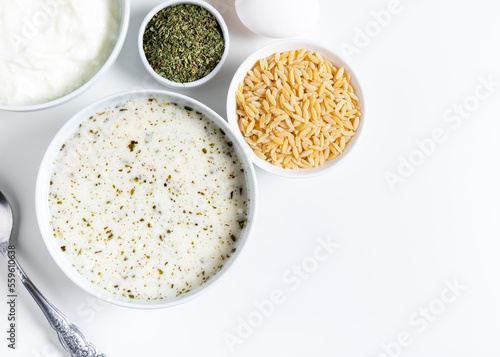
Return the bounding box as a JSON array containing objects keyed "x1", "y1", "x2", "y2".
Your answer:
[{"x1": 1, "y1": 0, "x2": 500, "y2": 356}]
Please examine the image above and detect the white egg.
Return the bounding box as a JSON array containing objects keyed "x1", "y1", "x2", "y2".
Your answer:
[{"x1": 235, "y1": 0, "x2": 320, "y2": 38}]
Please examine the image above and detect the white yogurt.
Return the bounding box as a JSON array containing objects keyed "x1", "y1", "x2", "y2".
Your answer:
[
  {"x1": 0, "y1": 0, "x2": 120, "y2": 106},
  {"x1": 48, "y1": 98, "x2": 249, "y2": 301}
]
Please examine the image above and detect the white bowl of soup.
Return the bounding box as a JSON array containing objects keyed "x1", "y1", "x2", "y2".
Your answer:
[{"x1": 36, "y1": 90, "x2": 258, "y2": 309}]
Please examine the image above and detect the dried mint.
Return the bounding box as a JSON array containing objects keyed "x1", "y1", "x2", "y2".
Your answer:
[{"x1": 143, "y1": 4, "x2": 225, "y2": 83}]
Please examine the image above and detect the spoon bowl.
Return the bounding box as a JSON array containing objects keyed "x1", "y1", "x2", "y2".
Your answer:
[{"x1": 0, "y1": 191, "x2": 13, "y2": 254}]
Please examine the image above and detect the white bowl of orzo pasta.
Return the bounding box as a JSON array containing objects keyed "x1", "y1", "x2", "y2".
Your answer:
[{"x1": 226, "y1": 40, "x2": 365, "y2": 178}]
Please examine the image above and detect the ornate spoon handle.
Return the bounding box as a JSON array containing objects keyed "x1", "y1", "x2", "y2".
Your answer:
[{"x1": 12, "y1": 256, "x2": 108, "y2": 357}]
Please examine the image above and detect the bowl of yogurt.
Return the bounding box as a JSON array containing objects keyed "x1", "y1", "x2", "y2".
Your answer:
[
  {"x1": 36, "y1": 90, "x2": 257, "y2": 309},
  {"x1": 0, "y1": 0, "x2": 130, "y2": 112}
]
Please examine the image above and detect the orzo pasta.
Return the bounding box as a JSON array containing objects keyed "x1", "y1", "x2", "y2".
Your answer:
[{"x1": 235, "y1": 49, "x2": 361, "y2": 169}]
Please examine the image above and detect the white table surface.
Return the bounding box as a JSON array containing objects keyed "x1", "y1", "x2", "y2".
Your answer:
[{"x1": 1, "y1": 0, "x2": 500, "y2": 356}]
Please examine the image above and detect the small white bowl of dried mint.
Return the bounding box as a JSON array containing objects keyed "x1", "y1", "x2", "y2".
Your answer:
[{"x1": 138, "y1": 0, "x2": 230, "y2": 88}]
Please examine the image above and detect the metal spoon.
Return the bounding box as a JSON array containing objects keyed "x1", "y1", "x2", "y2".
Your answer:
[{"x1": 0, "y1": 190, "x2": 108, "y2": 357}]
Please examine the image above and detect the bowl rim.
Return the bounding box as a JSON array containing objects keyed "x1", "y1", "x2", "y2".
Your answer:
[
  {"x1": 138, "y1": 0, "x2": 230, "y2": 89},
  {"x1": 0, "y1": 0, "x2": 131, "y2": 112},
  {"x1": 35, "y1": 89, "x2": 258, "y2": 309},
  {"x1": 226, "y1": 39, "x2": 366, "y2": 179}
]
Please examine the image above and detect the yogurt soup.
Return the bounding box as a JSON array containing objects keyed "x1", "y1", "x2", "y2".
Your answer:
[{"x1": 48, "y1": 98, "x2": 249, "y2": 301}]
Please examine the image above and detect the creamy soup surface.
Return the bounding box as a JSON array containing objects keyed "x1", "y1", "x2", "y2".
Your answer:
[{"x1": 48, "y1": 98, "x2": 249, "y2": 300}]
